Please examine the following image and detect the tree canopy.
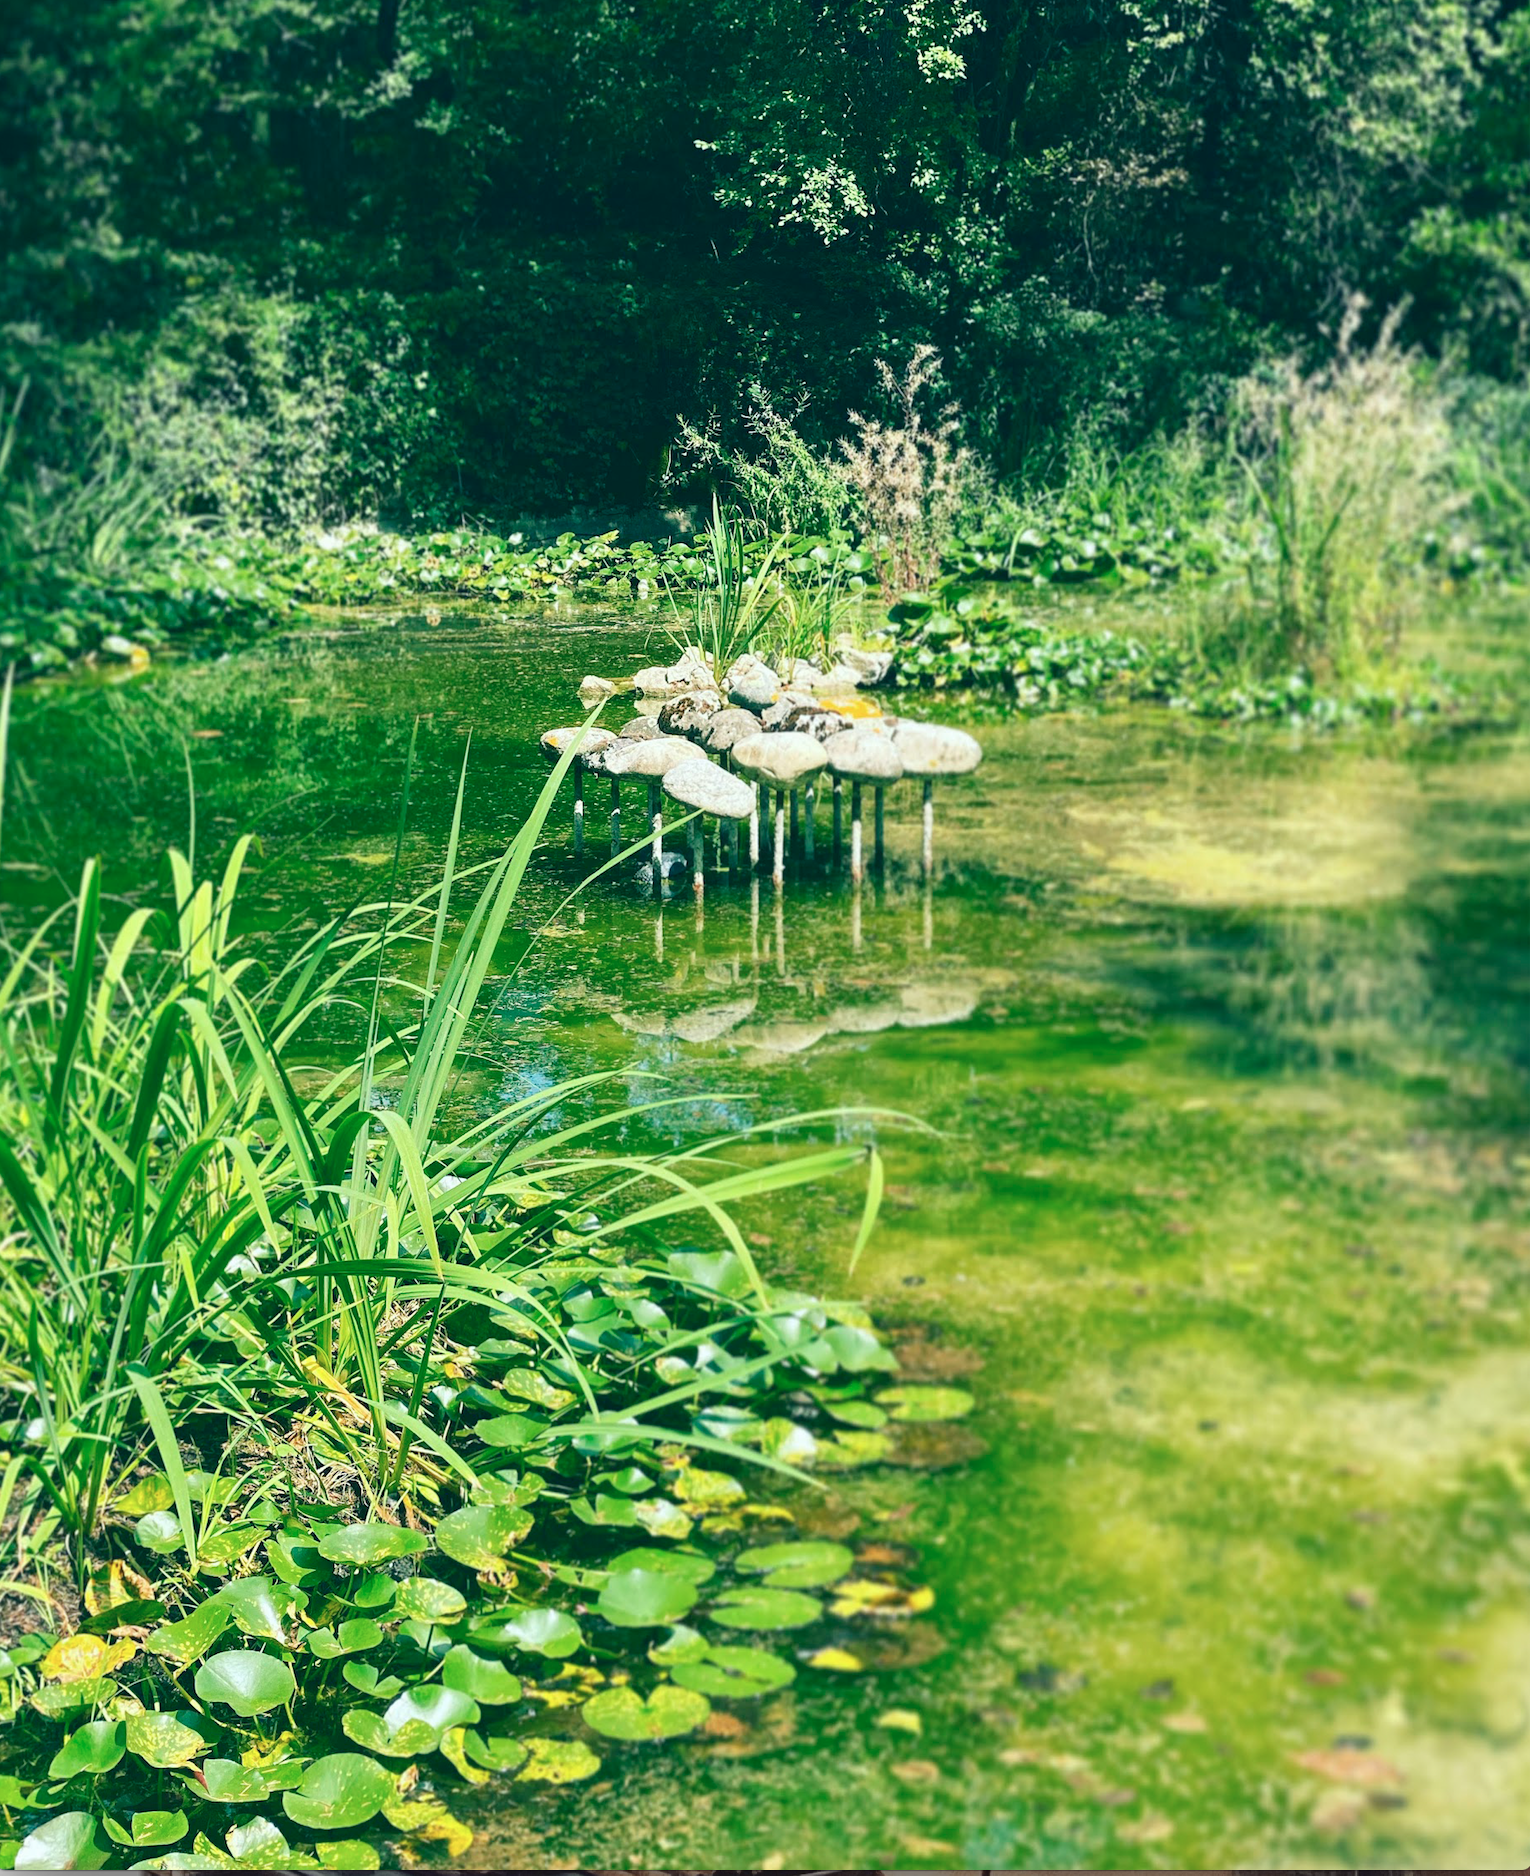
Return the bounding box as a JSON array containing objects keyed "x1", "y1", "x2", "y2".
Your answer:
[{"x1": 3, "y1": 0, "x2": 1525, "y2": 518}]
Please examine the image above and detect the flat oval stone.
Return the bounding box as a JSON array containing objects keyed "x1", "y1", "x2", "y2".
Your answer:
[
  {"x1": 658, "y1": 691, "x2": 724, "y2": 736},
  {"x1": 540, "y1": 726, "x2": 617, "y2": 766},
  {"x1": 891, "y1": 722, "x2": 983, "y2": 776},
  {"x1": 605, "y1": 736, "x2": 703, "y2": 778},
  {"x1": 822, "y1": 726, "x2": 904, "y2": 782},
  {"x1": 730, "y1": 732, "x2": 829, "y2": 786},
  {"x1": 700, "y1": 707, "x2": 763, "y2": 753},
  {"x1": 617, "y1": 716, "x2": 665, "y2": 742},
  {"x1": 662, "y1": 758, "x2": 756, "y2": 820}
]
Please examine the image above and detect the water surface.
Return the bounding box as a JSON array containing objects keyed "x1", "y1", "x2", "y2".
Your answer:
[{"x1": 9, "y1": 601, "x2": 1530, "y2": 1870}]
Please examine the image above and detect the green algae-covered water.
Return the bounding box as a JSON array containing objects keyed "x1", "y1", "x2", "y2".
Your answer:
[{"x1": 8, "y1": 601, "x2": 1530, "y2": 1870}]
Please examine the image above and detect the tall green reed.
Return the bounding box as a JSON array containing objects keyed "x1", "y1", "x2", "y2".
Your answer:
[{"x1": 0, "y1": 726, "x2": 885, "y2": 1583}]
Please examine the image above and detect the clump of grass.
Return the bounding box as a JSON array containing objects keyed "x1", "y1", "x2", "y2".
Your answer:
[
  {"x1": 1223, "y1": 296, "x2": 1455, "y2": 675},
  {"x1": 663, "y1": 495, "x2": 792, "y2": 682},
  {"x1": 841, "y1": 345, "x2": 974, "y2": 594}
]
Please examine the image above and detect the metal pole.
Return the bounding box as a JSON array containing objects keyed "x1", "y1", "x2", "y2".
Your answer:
[
  {"x1": 850, "y1": 780, "x2": 864, "y2": 885},
  {"x1": 691, "y1": 817, "x2": 704, "y2": 903},
  {"x1": 573, "y1": 766, "x2": 584, "y2": 855},
  {"x1": 610, "y1": 776, "x2": 620, "y2": 856},
  {"x1": 804, "y1": 779, "x2": 816, "y2": 862},
  {"x1": 851, "y1": 880, "x2": 863, "y2": 952},
  {"x1": 748, "y1": 783, "x2": 760, "y2": 869},
  {"x1": 648, "y1": 781, "x2": 662, "y2": 899},
  {"x1": 790, "y1": 787, "x2": 799, "y2": 848},
  {"x1": 874, "y1": 785, "x2": 886, "y2": 868},
  {"x1": 832, "y1": 775, "x2": 843, "y2": 859},
  {"x1": 773, "y1": 790, "x2": 786, "y2": 889}
]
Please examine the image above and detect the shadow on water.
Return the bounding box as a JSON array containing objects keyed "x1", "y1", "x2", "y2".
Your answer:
[{"x1": 7, "y1": 602, "x2": 1530, "y2": 1868}]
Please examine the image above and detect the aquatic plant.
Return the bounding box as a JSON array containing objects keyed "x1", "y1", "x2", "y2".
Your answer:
[
  {"x1": 664, "y1": 497, "x2": 793, "y2": 683},
  {"x1": 1225, "y1": 297, "x2": 1455, "y2": 674},
  {"x1": 0, "y1": 730, "x2": 939, "y2": 1863}
]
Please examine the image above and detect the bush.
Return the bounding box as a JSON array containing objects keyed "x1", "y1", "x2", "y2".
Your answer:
[{"x1": 1224, "y1": 297, "x2": 1455, "y2": 674}]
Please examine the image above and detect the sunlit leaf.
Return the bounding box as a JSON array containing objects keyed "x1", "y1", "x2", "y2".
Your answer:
[
  {"x1": 671, "y1": 1645, "x2": 796, "y2": 1698},
  {"x1": 582, "y1": 1683, "x2": 710, "y2": 1740},
  {"x1": 281, "y1": 1754, "x2": 395, "y2": 1831}
]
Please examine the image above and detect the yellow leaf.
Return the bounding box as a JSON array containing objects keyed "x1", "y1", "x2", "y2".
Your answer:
[
  {"x1": 805, "y1": 1647, "x2": 863, "y2": 1672},
  {"x1": 906, "y1": 1585, "x2": 935, "y2": 1613},
  {"x1": 43, "y1": 1634, "x2": 136, "y2": 1682},
  {"x1": 876, "y1": 1708, "x2": 923, "y2": 1736}
]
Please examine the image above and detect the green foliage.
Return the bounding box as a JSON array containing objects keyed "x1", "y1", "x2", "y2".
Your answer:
[{"x1": 1, "y1": 0, "x2": 1524, "y2": 525}]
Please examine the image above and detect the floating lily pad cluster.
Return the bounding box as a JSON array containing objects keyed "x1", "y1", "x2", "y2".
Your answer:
[
  {"x1": 0, "y1": 1243, "x2": 967, "y2": 1871},
  {"x1": 885, "y1": 591, "x2": 1465, "y2": 724}
]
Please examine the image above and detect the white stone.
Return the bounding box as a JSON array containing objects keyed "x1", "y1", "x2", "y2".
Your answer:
[
  {"x1": 577, "y1": 674, "x2": 617, "y2": 703},
  {"x1": 657, "y1": 691, "x2": 724, "y2": 736},
  {"x1": 822, "y1": 726, "x2": 905, "y2": 782},
  {"x1": 540, "y1": 726, "x2": 616, "y2": 767},
  {"x1": 729, "y1": 732, "x2": 829, "y2": 787},
  {"x1": 891, "y1": 721, "x2": 983, "y2": 776},
  {"x1": 604, "y1": 735, "x2": 703, "y2": 778},
  {"x1": 662, "y1": 757, "x2": 756, "y2": 820},
  {"x1": 700, "y1": 706, "x2": 763, "y2": 753}
]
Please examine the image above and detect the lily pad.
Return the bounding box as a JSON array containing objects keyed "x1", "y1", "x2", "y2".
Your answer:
[
  {"x1": 473, "y1": 1413, "x2": 548, "y2": 1450},
  {"x1": 514, "y1": 1738, "x2": 601, "y2": 1783},
  {"x1": 824, "y1": 1398, "x2": 888, "y2": 1429},
  {"x1": 463, "y1": 1729, "x2": 529, "y2": 1773},
  {"x1": 315, "y1": 1842, "x2": 380, "y2": 1871},
  {"x1": 126, "y1": 1710, "x2": 220, "y2": 1768},
  {"x1": 103, "y1": 1811, "x2": 187, "y2": 1849},
  {"x1": 307, "y1": 1617, "x2": 384, "y2": 1659},
  {"x1": 471, "y1": 1606, "x2": 583, "y2": 1658},
  {"x1": 344, "y1": 1573, "x2": 397, "y2": 1612},
  {"x1": 148, "y1": 1603, "x2": 232, "y2": 1668},
  {"x1": 281, "y1": 1753, "x2": 396, "y2": 1831},
  {"x1": 116, "y1": 1473, "x2": 175, "y2": 1517},
  {"x1": 341, "y1": 1663, "x2": 404, "y2": 1700},
  {"x1": 647, "y1": 1624, "x2": 709, "y2": 1666},
  {"x1": 606, "y1": 1546, "x2": 715, "y2": 1585},
  {"x1": 707, "y1": 1587, "x2": 822, "y2": 1630},
  {"x1": 441, "y1": 1645, "x2": 522, "y2": 1704},
  {"x1": 214, "y1": 1577, "x2": 304, "y2": 1643},
  {"x1": 48, "y1": 1720, "x2": 126, "y2": 1778},
  {"x1": 392, "y1": 1578, "x2": 466, "y2": 1623},
  {"x1": 876, "y1": 1384, "x2": 975, "y2": 1422},
  {"x1": 581, "y1": 1683, "x2": 711, "y2": 1740},
  {"x1": 815, "y1": 1430, "x2": 892, "y2": 1469},
  {"x1": 15, "y1": 1811, "x2": 110, "y2": 1870},
  {"x1": 316, "y1": 1522, "x2": 426, "y2": 1566},
  {"x1": 194, "y1": 1651, "x2": 297, "y2": 1718},
  {"x1": 343, "y1": 1683, "x2": 480, "y2": 1756},
  {"x1": 134, "y1": 1510, "x2": 186, "y2": 1555},
  {"x1": 198, "y1": 1525, "x2": 263, "y2": 1565},
  {"x1": 671, "y1": 1645, "x2": 797, "y2": 1698},
  {"x1": 666, "y1": 1250, "x2": 750, "y2": 1296},
  {"x1": 224, "y1": 1818, "x2": 298, "y2": 1869},
  {"x1": 188, "y1": 1760, "x2": 270, "y2": 1804},
  {"x1": 673, "y1": 1467, "x2": 745, "y2": 1508},
  {"x1": 734, "y1": 1540, "x2": 854, "y2": 1589},
  {"x1": 433, "y1": 1503, "x2": 532, "y2": 1571},
  {"x1": 818, "y1": 1325, "x2": 898, "y2": 1372},
  {"x1": 597, "y1": 1567, "x2": 697, "y2": 1628}
]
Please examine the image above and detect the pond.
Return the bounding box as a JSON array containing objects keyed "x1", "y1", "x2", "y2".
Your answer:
[{"x1": 7, "y1": 599, "x2": 1530, "y2": 1870}]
